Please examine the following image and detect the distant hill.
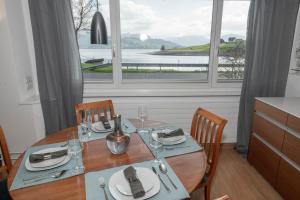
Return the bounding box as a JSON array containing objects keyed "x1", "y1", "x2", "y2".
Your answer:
[
  {"x1": 221, "y1": 34, "x2": 245, "y2": 42},
  {"x1": 167, "y1": 35, "x2": 210, "y2": 46},
  {"x1": 77, "y1": 31, "x2": 181, "y2": 49}
]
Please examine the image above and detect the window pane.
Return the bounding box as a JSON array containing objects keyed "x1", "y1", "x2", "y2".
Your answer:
[
  {"x1": 120, "y1": 0, "x2": 213, "y2": 81},
  {"x1": 218, "y1": 0, "x2": 250, "y2": 81},
  {"x1": 72, "y1": 0, "x2": 112, "y2": 81}
]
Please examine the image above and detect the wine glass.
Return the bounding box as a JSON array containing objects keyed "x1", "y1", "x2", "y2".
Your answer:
[
  {"x1": 80, "y1": 111, "x2": 88, "y2": 139},
  {"x1": 68, "y1": 135, "x2": 84, "y2": 174},
  {"x1": 86, "y1": 110, "x2": 93, "y2": 138},
  {"x1": 149, "y1": 129, "x2": 163, "y2": 165},
  {"x1": 138, "y1": 105, "x2": 148, "y2": 134}
]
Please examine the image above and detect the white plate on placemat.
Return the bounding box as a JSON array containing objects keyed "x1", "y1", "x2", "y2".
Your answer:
[
  {"x1": 25, "y1": 147, "x2": 71, "y2": 171},
  {"x1": 152, "y1": 129, "x2": 186, "y2": 145},
  {"x1": 91, "y1": 121, "x2": 114, "y2": 133},
  {"x1": 108, "y1": 167, "x2": 160, "y2": 200}
]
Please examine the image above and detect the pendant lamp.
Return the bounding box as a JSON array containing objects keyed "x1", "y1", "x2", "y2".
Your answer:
[{"x1": 90, "y1": 0, "x2": 107, "y2": 44}]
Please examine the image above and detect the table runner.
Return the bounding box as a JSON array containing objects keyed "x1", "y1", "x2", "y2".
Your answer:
[
  {"x1": 78, "y1": 118, "x2": 137, "y2": 142},
  {"x1": 138, "y1": 130, "x2": 202, "y2": 158},
  {"x1": 10, "y1": 141, "x2": 84, "y2": 190},
  {"x1": 85, "y1": 158, "x2": 189, "y2": 200}
]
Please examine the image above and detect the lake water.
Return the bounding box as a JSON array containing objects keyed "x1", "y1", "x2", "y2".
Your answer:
[{"x1": 79, "y1": 49, "x2": 216, "y2": 64}]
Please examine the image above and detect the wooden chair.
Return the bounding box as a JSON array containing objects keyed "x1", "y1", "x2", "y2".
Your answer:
[
  {"x1": 0, "y1": 126, "x2": 12, "y2": 175},
  {"x1": 190, "y1": 108, "x2": 227, "y2": 200},
  {"x1": 74, "y1": 100, "x2": 115, "y2": 125}
]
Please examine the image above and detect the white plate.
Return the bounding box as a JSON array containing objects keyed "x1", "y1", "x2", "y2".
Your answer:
[
  {"x1": 108, "y1": 167, "x2": 160, "y2": 200},
  {"x1": 25, "y1": 147, "x2": 71, "y2": 171},
  {"x1": 91, "y1": 121, "x2": 114, "y2": 132},
  {"x1": 152, "y1": 129, "x2": 186, "y2": 145}
]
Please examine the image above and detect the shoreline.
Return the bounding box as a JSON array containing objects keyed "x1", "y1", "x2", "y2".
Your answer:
[{"x1": 148, "y1": 50, "x2": 209, "y2": 56}]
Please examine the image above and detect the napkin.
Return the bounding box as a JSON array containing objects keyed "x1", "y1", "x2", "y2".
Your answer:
[
  {"x1": 157, "y1": 128, "x2": 185, "y2": 138},
  {"x1": 100, "y1": 116, "x2": 112, "y2": 129},
  {"x1": 123, "y1": 166, "x2": 145, "y2": 198},
  {"x1": 29, "y1": 149, "x2": 68, "y2": 163}
]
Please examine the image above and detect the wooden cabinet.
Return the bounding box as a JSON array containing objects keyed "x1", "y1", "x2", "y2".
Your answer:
[
  {"x1": 254, "y1": 100, "x2": 287, "y2": 124},
  {"x1": 248, "y1": 136, "x2": 281, "y2": 186},
  {"x1": 287, "y1": 114, "x2": 300, "y2": 133},
  {"x1": 282, "y1": 133, "x2": 300, "y2": 165},
  {"x1": 276, "y1": 159, "x2": 300, "y2": 200},
  {"x1": 252, "y1": 113, "x2": 285, "y2": 150},
  {"x1": 248, "y1": 98, "x2": 300, "y2": 200}
]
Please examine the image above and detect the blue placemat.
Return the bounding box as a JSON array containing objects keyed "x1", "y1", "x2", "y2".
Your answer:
[
  {"x1": 138, "y1": 129, "x2": 202, "y2": 158},
  {"x1": 85, "y1": 158, "x2": 189, "y2": 200},
  {"x1": 78, "y1": 118, "x2": 137, "y2": 142},
  {"x1": 10, "y1": 141, "x2": 84, "y2": 190}
]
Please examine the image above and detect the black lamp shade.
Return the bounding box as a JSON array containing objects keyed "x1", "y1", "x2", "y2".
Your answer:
[{"x1": 90, "y1": 11, "x2": 107, "y2": 44}]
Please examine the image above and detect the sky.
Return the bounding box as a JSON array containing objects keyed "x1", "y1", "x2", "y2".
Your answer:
[
  {"x1": 98, "y1": 0, "x2": 250, "y2": 41},
  {"x1": 119, "y1": 0, "x2": 250, "y2": 40}
]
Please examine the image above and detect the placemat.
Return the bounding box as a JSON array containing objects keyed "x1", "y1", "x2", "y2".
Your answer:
[
  {"x1": 10, "y1": 141, "x2": 84, "y2": 190},
  {"x1": 78, "y1": 118, "x2": 137, "y2": 142},
  {"x1": 85, "y1": 158, "x2": 189, "y2": 200},
  {"x1": 138, "y1": 129, "x2": 203, "y2": 158}
]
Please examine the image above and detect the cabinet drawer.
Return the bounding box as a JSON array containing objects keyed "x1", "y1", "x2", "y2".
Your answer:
[
  {"x1": 287, "y1": 114, "x2": 300, "y2": 133},
  {"x1": 255, "y1": 100, "x2": 287, "y2": 124},
  {"x1": 282, "y1": 133, "x2": 300, "y2": 165},
  {"x1": 253, "y1": 113, "x2": 285, "y2": 150},
  {"x1": 276, "y1": 159, "x2": 300, "y2": 200},
  {"x1": 248, "y1": 135, "x2": 281, "y2": 186}
]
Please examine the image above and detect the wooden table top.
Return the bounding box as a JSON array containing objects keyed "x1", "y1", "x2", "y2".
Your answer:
[{"x1": 8, "y1": 119, "x2": 206, "y2": 200}]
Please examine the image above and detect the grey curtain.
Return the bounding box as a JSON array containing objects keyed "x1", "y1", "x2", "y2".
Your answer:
[
  {"x1": 29, "y1": 0, "x2": 83, "y2": 135},
  {"x1": 236, "y1": 0, "x2": 300, "y2": 153}
]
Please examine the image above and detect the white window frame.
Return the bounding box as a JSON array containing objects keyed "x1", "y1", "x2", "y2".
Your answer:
[{"x1": 83, "y1": 0, "x2": 248, "y2": 97}]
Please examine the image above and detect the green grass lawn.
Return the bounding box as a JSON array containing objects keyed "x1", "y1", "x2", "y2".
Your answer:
[{"x1": 81, "y1": 63, "x2": 207, "y2": 73}]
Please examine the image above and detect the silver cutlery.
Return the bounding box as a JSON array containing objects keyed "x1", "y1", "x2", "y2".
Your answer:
[
  {"x1": 99, "y1": 177, "x2": 109, "y2": 200},
  {"x1": 60, "y1": 142, "x2": 68, "y2": 147},
  {"x1": 159, "y1": 163, "x2": 177, "y2": 190},
  {"x1": 23, "y1": 169, "x2": 67, "y2": 183},
  {"x1": 152, "y1": 166, "x2": 171, "y2": 192},
  {"x1": 164, "y1": 146, "x2": 190, "y2": 150}
]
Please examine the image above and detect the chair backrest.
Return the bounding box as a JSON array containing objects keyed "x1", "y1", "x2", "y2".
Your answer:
[
  {"x1": 75, "y1": 100, "x2": 115, "y2": 125},
  {"x1": 190, "y1": 108, "x2": 227, "y2": 183},
  {"x1": 0, "y1": 127, "x2": 12, "y2": 173}
]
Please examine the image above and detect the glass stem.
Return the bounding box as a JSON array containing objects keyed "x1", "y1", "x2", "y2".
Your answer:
[{"x1": 142, "y1": 119, "x2": 144, "y2": 129}]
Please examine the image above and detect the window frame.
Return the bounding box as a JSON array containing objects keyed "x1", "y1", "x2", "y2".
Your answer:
[{"x1": 83, "y1": 0, "x2": 248, "y2": 97}]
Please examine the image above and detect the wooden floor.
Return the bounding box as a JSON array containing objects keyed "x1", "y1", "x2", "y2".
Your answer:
[{"x1": 191, "y1": 146, "x2": 283, "y2": 200}]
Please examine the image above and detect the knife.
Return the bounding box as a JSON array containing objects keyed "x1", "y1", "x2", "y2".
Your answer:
[{"x1": 152, "y1": 167, "x2": 171, "y2": 192}]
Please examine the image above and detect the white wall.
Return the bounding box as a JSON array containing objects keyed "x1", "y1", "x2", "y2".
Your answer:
[
  {"x1": 0, "y1": 0, "x2": 45, "y2": 159},
  {"x1": 286, "y1": 5, "x2": 300, "y2": 97},
  {"x1": 85, "y1": 96, "x2": 240, "y2": 143}
]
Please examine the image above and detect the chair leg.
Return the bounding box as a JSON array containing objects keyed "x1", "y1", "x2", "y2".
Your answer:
[{"x1": 204, "y1": 184, "x2": 211, "y2": 200}]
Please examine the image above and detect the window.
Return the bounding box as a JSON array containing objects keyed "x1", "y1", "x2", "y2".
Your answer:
[
  {"x1": 217, "y1": 0, "x2": 250, "y2": 82},
  {"x1": 72, "y1": 0, "x2": 113, "y2": 81},
  {"x1": 120, "y1": 0, "x2": 213, "y2": 81},
  {"x1": 71, "y1": 0, "x2": 250, "y2": 92}
]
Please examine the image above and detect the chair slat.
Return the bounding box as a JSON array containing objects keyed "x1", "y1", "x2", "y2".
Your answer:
[{"x1": 75, "y1": 100, "x2": 115, "y2": 125}]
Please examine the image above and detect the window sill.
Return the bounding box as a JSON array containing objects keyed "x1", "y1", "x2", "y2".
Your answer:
[{"x1": 83, "y1": 87, "x2": 241, "y2": 98}]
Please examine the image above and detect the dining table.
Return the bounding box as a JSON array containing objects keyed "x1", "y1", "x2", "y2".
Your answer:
[{"x1": 7, "y1": 119, "x2": 207, "y2": 200}]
